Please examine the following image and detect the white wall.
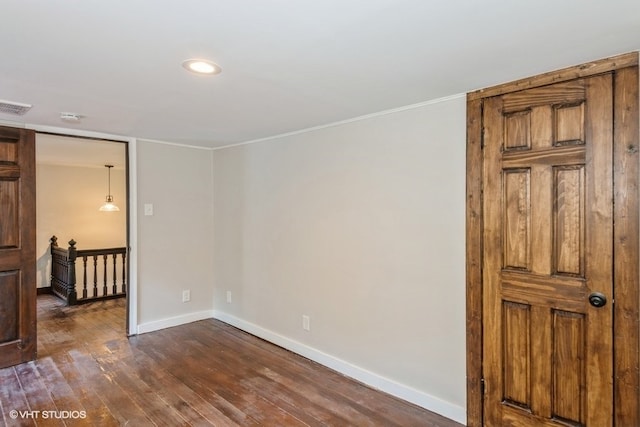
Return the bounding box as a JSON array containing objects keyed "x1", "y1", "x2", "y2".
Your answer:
[
  {"x1": 35, "y1": 163, "x2": 127, "y2": 288},
  {"x1": 135, "y1": 140, "x2": 215, "y2": 331},
  {"x1": 212, "y1": 95, "x2": 467, "y2": 422}
]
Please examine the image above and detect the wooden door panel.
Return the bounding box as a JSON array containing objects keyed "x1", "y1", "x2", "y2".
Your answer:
[
  {"x1": 0, "y1": 271, "x2": 19, "y2": 342},
  {"x1": 555, "y1": 102, "x2": 585, "y2": 144},
  {"x1": 554, "y1": 165, "x2": 584, "y2": 276},
  {"x1": 0, "y1": 179, "x2": 20, "y2": 248},
  {"x1": 504, "y1": 111, "x2": 531, "y2": 150},
  {"x1": 0, "y1": 126, "x2": 36, "y2": 368},
  {"x1": 502, "y1": 301, "x2": 531, "y2": 408},
  {"x1": 552, "y1": 310, "x2": 585, "y2": 423},
  {"x1": 0, "y1": 138, "x2": 18, "y2": 161},
  {"x1": 503, "y1": 169, "x2": 530, "y2": 270},
  {"x1": 483, "y1": 75, "x2": 613, "y2": 426}
]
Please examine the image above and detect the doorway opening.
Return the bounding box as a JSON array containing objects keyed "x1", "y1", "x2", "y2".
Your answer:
[{"x1": 35, "y1": 133, "x2": 129, "y2": 333}]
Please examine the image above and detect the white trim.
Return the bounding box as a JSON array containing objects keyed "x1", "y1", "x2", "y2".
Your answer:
[
  {"x1": 213, "y1": 93, "x2": 466, "y2": 151},
  {"x1": 127, "y1": 138, "x2": 138, "y2": 336},
  {"x1": 212, "y1": 310, "x2": 466, "y2": 424},
  {"x1": 0, "y1": 119, "x2": 26, "y2": 128},
  {"x1": 15, "y1": 93, "x2": 466, "y2": 152},
  {"x1": 26, "y1": 123, "x2": 131, "y2": 142},
  {"x1": 135, "y1": 137, "x2": 213, "y2": 151},
  {"x1": 209, "y1": 150, "x2": 216, "y2": 310},
  {"x1": 137, "y1": 310, "x2": 215, "y2": 334}
]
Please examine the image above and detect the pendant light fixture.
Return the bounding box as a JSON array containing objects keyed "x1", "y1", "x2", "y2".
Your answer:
[{"x1": 99, "y1": 164, "x2": 120, "y2": 212}]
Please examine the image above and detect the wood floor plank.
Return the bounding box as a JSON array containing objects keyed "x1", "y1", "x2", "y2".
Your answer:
[
  {"x1": 196, "y1": 320, "x2": 443, "y2": 426},
  {"x1": 137, "y1": 331, "x2": 292, "y2": 425},
  {"x1": 32, "y1": 356, "x2": 93, "y2": 427},
  {"x1": 0, "y1": 295, "x2": 463, "y2": 426},
  {"x1": 67, "y1": 348, "x2": 155, "y2": 426},
  {"x1": 233, "y1": 325, "x2": 442, "y2": 426},
  {"x1": 50, "y1": 352, "x2": 120, "y2": 426},
  {"x1": 133, "y1": 332, "x2": 260, "y2": 426},
  {"x1": 124, "y1": 350, "x2": 240, "y2": 427},
  {"x1": 13, "y1": 362, "x2": 64, "y2": 427},
  {"x1": 97, "y1": 352, "x2": 195, "y2": 427},
  {"x1": 167, "y1": 329, "x2": 317, "y2": 426},
  {"x1": 178, "y1": 325, "x2": 366, "y2": 425},
  {"x1": 0, "y1": 367, "x2": 36, "y2": 427}
]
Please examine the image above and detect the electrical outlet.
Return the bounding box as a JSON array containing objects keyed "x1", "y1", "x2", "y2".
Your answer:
[
  {"x1": 302, "y1": 315, "x2": 310, "y2": 331},
  {"x1": 144, "y1": 203, "x2": 154, "y2": 216},
  {"x1": 226, "y1": 291, "x2": 232, "y2": 303},
  {"x1": 182, "y1": 290, "x2": 191, "y2": 302}
]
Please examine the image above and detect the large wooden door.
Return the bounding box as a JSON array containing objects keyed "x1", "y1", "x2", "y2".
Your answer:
[
  {"x1": 482, "y1": 74, "x2": 614, "y2": 426},
  {"x1": 467, "y1": 53, "x2": 639, "y2": 427},
  {"x1": 0, "y1": 126, "x2": 36, "y2": 368}
]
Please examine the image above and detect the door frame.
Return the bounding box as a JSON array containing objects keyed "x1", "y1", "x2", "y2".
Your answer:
[{"x1": 466, "y1": 52, "x2": 639, "y2": 426}]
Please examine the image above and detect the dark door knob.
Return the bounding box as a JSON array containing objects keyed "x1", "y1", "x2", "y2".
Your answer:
[{"x1": 589, "y1": 292, "x2": 607, "y2": 308}]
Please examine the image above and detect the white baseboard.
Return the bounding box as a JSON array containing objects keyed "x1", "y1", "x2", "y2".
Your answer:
[
  {"x1": 212, "y1": 310, "x2": 466, "y2": 424},
  {"x1": 137, "y1": 310, "x2": 215, "y2": 334}
]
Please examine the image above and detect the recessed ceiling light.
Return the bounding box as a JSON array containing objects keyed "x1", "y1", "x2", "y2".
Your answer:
[{"x1": 182, "y1": 59, "x2": 222, "y2": 75}]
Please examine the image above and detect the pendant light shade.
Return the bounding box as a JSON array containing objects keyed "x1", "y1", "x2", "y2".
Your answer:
[{"x1": 99, "y1": 164, "x2": 120, "y2": 212}]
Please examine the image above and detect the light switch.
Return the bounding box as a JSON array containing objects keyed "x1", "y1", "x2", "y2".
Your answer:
[{"x1": 144, "y1": 203, "x2": 153, "y2": 216}]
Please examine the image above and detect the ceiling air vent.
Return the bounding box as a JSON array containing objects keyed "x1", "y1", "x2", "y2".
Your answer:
[{"x1": 0, "y1": 100, "x2": 32, "y2": 116}]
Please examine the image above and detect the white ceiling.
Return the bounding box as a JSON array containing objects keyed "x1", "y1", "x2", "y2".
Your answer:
[{"x1": 1, "y1": 0, "x2": 639, "y2": 149}]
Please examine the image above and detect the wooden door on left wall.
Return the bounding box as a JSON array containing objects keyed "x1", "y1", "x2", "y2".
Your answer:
[{"x1": 0, "y1": 126, "x2": 36, "y2": 368}]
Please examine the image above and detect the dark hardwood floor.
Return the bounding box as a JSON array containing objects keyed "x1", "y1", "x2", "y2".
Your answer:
[{"x1": 0, "y1": 295, "x2": 463, "y2": 426}]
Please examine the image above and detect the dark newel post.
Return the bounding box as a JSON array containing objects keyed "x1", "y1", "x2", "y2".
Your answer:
[
  {"x1": 67, "y1": 239, "x2": 78, "y2": 305},
  {"x1": 49, "y1": 236, "x2": 58, "y2": 288}
]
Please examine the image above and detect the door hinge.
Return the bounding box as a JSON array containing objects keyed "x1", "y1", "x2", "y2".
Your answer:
[{"x1": 481, "y1": 378, "x2": 486, "y2": 395}]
